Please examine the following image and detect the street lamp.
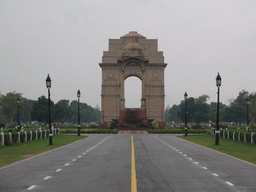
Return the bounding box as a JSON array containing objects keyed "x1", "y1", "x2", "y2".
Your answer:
[
  {"x1": 215, "y1": 73, "x2": 221, "y2": 145},
  {"x1": 184, "y1": 92, "x2": 188, "y2": 136},
  {"x1": 246, "y1": 96, "x2": 249, "y2": 129},
  {"x1": 17, "y1": 97, "x2": 20, "y2": 131},
  {"x1": 46, "y1": 74, "x2": 52, "y2": 145},
  {"x1": 77, "y1": 90, "x2": 81, "y2": 136}
]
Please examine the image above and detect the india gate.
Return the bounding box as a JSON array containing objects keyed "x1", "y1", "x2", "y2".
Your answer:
[{"x1": 100, "y1": 31, "x2": 167, "y2": 130}]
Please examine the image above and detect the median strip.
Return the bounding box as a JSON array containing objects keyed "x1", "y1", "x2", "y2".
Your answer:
[{"x1": 131, "y1": 135, "x2": 137, "y2": 192}]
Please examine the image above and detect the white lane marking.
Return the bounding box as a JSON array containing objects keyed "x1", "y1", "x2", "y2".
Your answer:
[
  {"x1": 72, "y1": 159, "x2": 76, "y2": 161},
  {"x1": 43, "y1": 176, "x2": 52, "y2": 180},
  {"x1": 212, "y1": 173, "x2": 219, "y2": 177},
  {"x1": 175, "y1": 149, "x2": 179, "y2": 152},
  {"x1": 188, "y1": 158, "x2": 193, "y2": 160},
  {"x1": 183, "y1": 154, "x2": 187, "y2": 156},
  {"x1": 225, "y1": 181, "x2": 235, "y2": 186},
  {"x1": 193, "y1": 162, "x2": 199, "y2": 164},
  {"x1": 65, "y1": 163, "x2": 70, "y2": 166},
  {"x1": 78, "y1": 156, "x2": 81, "y2": 158},
  {"x1": 179, "y1": 152, "x2": 182, "y2": 154},
  {"x1": 83, "y1": 153, "x2": 86, "y2": 155},
  {"x1": 86, "y1": 150, "x2": 90, "y2": 152},
  {"x1": 27, "y1": 185, "x2": 37, "y2": 190},
  {"x1": 202, "y1": 167, "x2": 208, "y2": 169},
  {"x1": 56, "y1": 169, "x2": 62, "y2": 172}
]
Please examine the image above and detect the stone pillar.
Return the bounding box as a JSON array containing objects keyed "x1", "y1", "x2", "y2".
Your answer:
[
  {"x1": 45, "y1": 130, "x2": 47, "y2": 138},
  {"x1": 0, "y1": 132, "x2": 4, "y2": 146},
  {"x1": 227, "y1": 131, "x2": 229, "y2": 139},
  {"x1": 35, "y1": 131, "x2": 38, "y2": 140},
  {"x1": 238, "y1": 133, "x2": 240, "y2": 141},
  {"x1": 233, "y1": 132, "x2": 235, "y2": 140},
  {"x1": 244, "y1": 133, "x2": 246, "y2": 143},
  {"x1": 24, "y1": 131, "x2": 27, "y2": 142},
  {"x1": 120, "y1": 75, "x2": 125, "y2": 110},
  {"x1": 40, "y1": 130, "x2": 42, "y2": 139},
  {"x1": 30, "y1": 131, "x2": 32, "y2": 141},
  {"x1": 223, "y1": 131, "x2": 225, "y2": 138},
  {"x1": 9, "y1": 132, "x2": 12, "y2": 145},
  {"x1": 251, "y1": 132, "x2": 254, "y2": 144},
  {"x1": 17, "y1": 132, "x2": 20, "y2": 143}
]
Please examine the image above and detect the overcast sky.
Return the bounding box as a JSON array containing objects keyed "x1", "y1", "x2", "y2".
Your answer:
[{"x1": 1, "y1": 0, "x2": 256, "y2": 109}]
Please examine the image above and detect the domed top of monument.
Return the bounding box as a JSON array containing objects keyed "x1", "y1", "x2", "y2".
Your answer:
[
  {"x1": 124, "y1": 42, "x2": 141, "y2": 51},
  {"x1": 123, "y1": 31, "x2": 144, "y2": 37}
]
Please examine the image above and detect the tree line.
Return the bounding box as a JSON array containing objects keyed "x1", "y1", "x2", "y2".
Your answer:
[
  {"x1": 0, "y1": 92, "x2": 100, "y2": 125},
  {"x1": 165, "y1": 90, "x2": 256, "y2": 125}
]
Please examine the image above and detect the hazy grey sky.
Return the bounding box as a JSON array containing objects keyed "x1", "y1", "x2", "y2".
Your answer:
[{"x1": 1, "y1": 0, "x2": 256, "y2": 109}]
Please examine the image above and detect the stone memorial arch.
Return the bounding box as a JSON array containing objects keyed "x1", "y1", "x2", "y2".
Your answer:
[{"x1": 100, "y1": 32, "x2": 167, "y2": 129}]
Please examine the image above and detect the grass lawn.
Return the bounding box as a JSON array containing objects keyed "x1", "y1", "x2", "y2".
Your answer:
[
  {"x1": 179, "y1": 134, "x2": 256, "y2": 165},
  {"x1": 0, "y1": 134, "x2": 87, "y2": 167}
]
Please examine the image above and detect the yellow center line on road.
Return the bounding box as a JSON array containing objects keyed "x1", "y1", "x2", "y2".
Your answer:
[{"x1": 131, "y1": 135, "x2": 137, "y2": 192}]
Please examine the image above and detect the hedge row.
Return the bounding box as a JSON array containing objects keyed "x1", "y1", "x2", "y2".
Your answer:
[
  {"x1": 220, "y1": 130, "x2": 255, "y2": 143},
  {"x1": 62, "y1": 129, "x2": 118, "y2": 134},
  {"x1": 148, "y1": 129, "x2": 207, "y2": 134},
  {"x1": 0, "y1": 129, "x2": 59, "y2": 146}
]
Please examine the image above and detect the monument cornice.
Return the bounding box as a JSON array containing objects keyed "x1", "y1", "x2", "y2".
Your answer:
[
  {"x1": 145, "y1": 63, "x2": 167, "y2": 68},
  {"x1": 99, "y1": 63, "x2": 121, "y2": 67}
]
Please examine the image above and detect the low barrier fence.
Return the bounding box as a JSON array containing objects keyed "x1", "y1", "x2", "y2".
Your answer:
[
  {"x1": 0, "y1": 128, "x2": 60, "y2": 147},
  {"x1": 211, "y1": 128, "x2": 255, "y2": 144}
]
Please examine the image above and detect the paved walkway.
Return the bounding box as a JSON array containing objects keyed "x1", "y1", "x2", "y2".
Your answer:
[{"x1": 118, "y1": 130, "x2": 148, "y2": 134}]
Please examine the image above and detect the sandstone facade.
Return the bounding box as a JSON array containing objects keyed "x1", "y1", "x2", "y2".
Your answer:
[{"x1": 100, "y1": 31, "x2": 167, "y2": 123}]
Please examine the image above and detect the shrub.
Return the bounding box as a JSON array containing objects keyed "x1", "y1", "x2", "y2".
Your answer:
[
  {"x1": 62, "y1": 129, "x2": 118, "y2": 134},
  {"x1": 0, "y1": 123, "x2": 5, "y2": 128},
  {"x1": 249, "y1": 124, "x2": 256, "y2": 130},
  {"x1": 4, "y1": 132, "x2": 11, "y2": 145},
  {"x1": 110, "y1": 122, "x2": 116, "y2": 130},
  {"x1": 148, "y1": 129, "x2": 207, "y2": 134},
  {"x1": 20, "y1": 132, "x2": 25, "y2": 142},
  {"x1": 7, "y1": 128, "x2": 14, "y2": 133},
  {"x1": 191, "y1": 124, "x2": 203, "y2": 129},
  {"x1": 64, "y1": 129, "x2": 75, "y2": 134}
]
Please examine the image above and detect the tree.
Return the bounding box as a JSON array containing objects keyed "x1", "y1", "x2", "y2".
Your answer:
[
  {"x1": 52, "y1": 100, "x2": 69, "y2": 122},
  {"x1": 249, "y1": 92, "x2": 256, "y2": 124},
  {"x1": 225, "y1": 90, "x2": 249, "y2": 124},
  {"x1": 31, "y1": 96, "x2": 54, "y2": 123},
  {"x1": 0, "y1": 92, "x2": 22, "y2": 123},
  {"x1": 232, "y1": 90, "x2": 249, "y2": 107},
  {"x1": 21, "y1": 98, "x2": 35, "y2": 123},
  {"x1": 178, "y1": 95, "x2": 210, "y2": 124},
  {"x1": 165, "y1": 104, "x2": 181, "y2": 123},
  {"x1": 223, "y1": 105, "x2": 246, "y2": 124},
  {"x1": 209, "y1": 102, "x2": 227, "y2": 122}
]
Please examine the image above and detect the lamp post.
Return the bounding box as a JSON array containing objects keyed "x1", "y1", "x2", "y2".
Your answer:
[
  {"x1": 46, "y1": 74, "x2": 52, "y2": 145},
  {"x1": 17, "y1": 97, "x2": 20, "y2": 131},
  {"x1": 184, "y1": 92, "x2": 188, "y2": 136},
  {"x1": 246, "y1": 96, "x2": 249, "y2": 129},
  {"x1": 77, "y1": 90, "x2": 81, "y2": 136},
  {"x1": 215, "y1": 73, "x2": 221, "y2": 145}
]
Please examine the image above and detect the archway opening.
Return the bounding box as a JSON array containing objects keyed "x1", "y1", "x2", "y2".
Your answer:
[{"x1": 125, "y1": 76, "x2": 142, "y2": 108}]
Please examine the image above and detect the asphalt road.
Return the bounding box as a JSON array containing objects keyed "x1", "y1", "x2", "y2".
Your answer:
[{"x1": 1, "y1": 134, "x2": 256, "y2": 192}]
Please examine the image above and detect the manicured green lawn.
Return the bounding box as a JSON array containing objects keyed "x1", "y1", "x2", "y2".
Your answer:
[
  {"x1": 0, "y1": 134, "x2": 87, "y2": 167},
  {"x1": 179, "y1": 134, "x2": 256, "y2": 165}
]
